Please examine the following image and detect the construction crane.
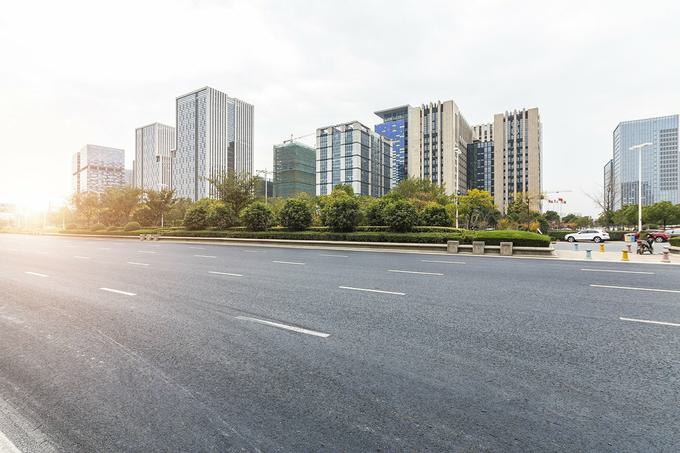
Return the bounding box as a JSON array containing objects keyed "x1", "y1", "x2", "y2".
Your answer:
[{"x1": 283, "y1": 132, "x2": 315, "y2": 144}]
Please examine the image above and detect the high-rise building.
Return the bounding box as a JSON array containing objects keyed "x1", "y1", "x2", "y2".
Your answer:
[
  {"x1": 374, "y1": 105, "x2": 416, "y2": 188},
  {"x1": 466, "y1": 123, "x2": 495, "y2": 195},
  {"x1": 173, "y1": 86, "x2": 254, "y2": 201},
  {"x1": 125, "y1": 169, "x2": 133, "y2": 187},
  {"x1": 273, "y1": 141, "x2": 316, "y2": 198},
  {"x1": 611, "y1": 115, "x2": 679, "y2": 209},
  {"x1": 493, "y1": 108, "x2": 543, "y2": 213},
  {"x1": 72, "y1": 145, "x2": 125, "y2": 194},
  {"x1": 407, "y1": 100, "x2": 473, "y2": 196},
  {"x1": 133, "y1": 123, "x2": 175, "y2": 191},
  {"x1": 603, "y1": 159, "x2": 614, "y2": 209},
  {"x1": 316, "y1": 121, "x2": 391, "y2": 197}
]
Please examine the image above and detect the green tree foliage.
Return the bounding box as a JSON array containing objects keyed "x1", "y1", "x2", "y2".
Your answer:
[
  {"x1": 384, "y1": 200, "x2": 419, "y2": 232},
  {"x1": 332, "y1": 184, "x2": 355, "y2": 197},
  {"x1": 144, "y1": 189, "x2": 176, "y2": 226},
  {"x1": 207, "y1": 171, "x2": 257, "y2": 214},
  {"x1": 206, "y1": 202, "x2": 237, "y2": 229},
  {"x1": 419, "y1": 202, "x2": 452, "y2": 227},
  {"x1": 323, "y1": 194, "x2": 360, "y2": 232},
  {"x1": 241, "y1": 202, "x2": 274, "y2": 231},
  {"x1": 165, "y1": 198, "x2": 192, "y2": 226},
  {"x1": 385, "y1": 178, "x2": 448, "y2": 207},
  {"x1": 279, "y1": 198, "x2": 313, "y2": 231},
  {"x1": 124, "y1": 221, "x2": 142, "y2": 231},
  {"x1": 458, "y1": 189, "x2": 496, "y2": 229},
  {"x1": 643, "y1": 201, "x2": 680, "y2": 229},
  {"x1": 183, "y1": 205, "x2": 209, "y2": 230},
  {"x1": 613, "y1": 205, "x2": 638, "y2": 227},
  {"x1": 365, "y1": 198, "x2": 390, "y2": 226},
  {"x1": 72, "y1": 192, "x2": 101, "y2": 227},
  {"x1": 132, "y1": 204, "x2": 155, "y2": 227},
  {"x1": 99, "y1": 187, "x2": 141, "y2": 226}
]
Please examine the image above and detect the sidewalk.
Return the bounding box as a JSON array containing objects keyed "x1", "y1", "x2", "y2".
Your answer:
[{"x1": 555, "y1": 248, "x2": 678, "y2": 265}]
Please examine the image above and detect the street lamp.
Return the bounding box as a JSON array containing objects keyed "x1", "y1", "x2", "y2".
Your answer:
[
  {"x1": 255, "y1": 169, "x2": 273, "y2": 205},
  {"x1": 454, "y1": 145, "x2": 462, "y2": 229},
  {"x1": 629, "y1": 142, "x2": 653, "y2": 232}
]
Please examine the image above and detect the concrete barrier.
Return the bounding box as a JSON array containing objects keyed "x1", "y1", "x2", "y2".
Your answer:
[
  {"x1": 446, "y1": 240, "x2": 459, "y2": 254},
  {"x1": 500, "y1": 242, "x2": 513, "y2": 256},
  {"x1": 670, "y1": 246, "x2": 680, "y2": 256},
  {"x1": 472, "y1": 241, "x2": 485, "y2": 255}
]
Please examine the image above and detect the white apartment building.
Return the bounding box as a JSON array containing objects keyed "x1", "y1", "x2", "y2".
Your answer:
[
  {"x1": 72, "y1": 144, "x2": 125, "y2": 194},
  {"x1": 132, "y1": 122, "x2": 176, "y2": 191}
]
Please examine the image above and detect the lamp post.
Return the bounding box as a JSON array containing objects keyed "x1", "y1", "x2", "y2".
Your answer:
[
  {"x1": 256, "y1": 169, "x2": 273, "y2": 205},
  {"x1": 629, "y1": 142, "x2": 652, "y2": 232},
  {"x1": 454, "y1": 145, "x2": 462, "y2": 229}
]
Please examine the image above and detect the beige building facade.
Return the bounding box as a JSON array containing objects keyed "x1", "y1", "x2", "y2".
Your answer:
[{"x1": 492, "y1": 108, "x2": 542, "y2": 213}]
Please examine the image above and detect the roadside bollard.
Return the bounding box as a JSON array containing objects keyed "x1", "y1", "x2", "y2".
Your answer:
[
  {"x1": 626, "y1": 244, "x2": 632, "y2": 253},
  {"x1": 139, "y1": 234, "x2": 144, "y2": 241},
  {"x1": 585, "y1": 249, "x2": 592, "y2": 260},
  {"x1": 573, "y1": 243, "x2": 579, "y2": 251},
  {"x1": 599, "y1": 243, "x2": 605, "y2": 253},
  {"x1": 662, "y1": 247, "x2": 671, "y2": 263},
  {"x1": 621, "y1": 249, "x2": 630, "y2": 262}
]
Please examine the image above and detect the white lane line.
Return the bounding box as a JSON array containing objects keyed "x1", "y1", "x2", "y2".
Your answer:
[
  {"x1": 24, "y1": 271, "x2": 48, "y2": 278},
  {"x1": 339, "y1": 286, "x2": 405, "y2": 296},
  {"x1": 194, "y1": 254, "x2": 217, "y2": 258},
  {"x1": 73, "y1": 255, "x2": 90, "y2": 259},
  {"x1": 0, "y1": 429, "x2": 21, "y2": 453},
  {"x1": 590, "y1": 284, "x2": 680, "y2": 294},
  {"x1": 208, "y1": 271, "x2": 243, "y2": 277},
  {"x1": 320, "y1": 254, "x2": 349, "y2": 258},
  {"x1": 272, "y1": 260, "x2": 305, "y2": 265},
  {"x1": 235, "y1": 316, "x2": 330, "y2": 338},
  {"x1": 188, "y1": 246, "x2": 206, "y2": 250},
  {"x1": 137, "y1": 250, "x2": 157, "y2": 254},
  {"x1": 100, "y1": 287, "x2": 136, "y2": 296},
  {"x1": 620, "y1": 317, "x2": 680, "y2": 327},
  {"x1": 421, "y1": 259, "x2": 466, "y2": 265},
  {"x1": 35, "y1": 251, "x2": 48, "y2": 255},
  {"x1": 99, "y1": 247, "x2": 111, "y2": 250},
  {"x1": 581, "y1": 268, "x2": 654, "y2": 275},
  {"x1": 388, "y1": 269, "x2": 443, "y2": 276},
  {"x1": 127, "y1": 261, "x2": 150, "y2": 267},
  {"x1": 243, "y1": 250, "x2": 264, "y2": 253}
]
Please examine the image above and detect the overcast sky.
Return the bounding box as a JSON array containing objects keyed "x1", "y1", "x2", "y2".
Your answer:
[{"x1": 1, "y1": 0, "x2": 679, "y2": 214}]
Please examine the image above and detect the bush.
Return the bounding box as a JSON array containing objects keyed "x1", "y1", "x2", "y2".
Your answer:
[
  {"x1": 384, "y1": 200, "x2": 419, "y2": 232},
  {"x1": 419, "y1": 203, "x2": 452, "y2": 227},
  {"x1": 671, "y1": 237, "x2": 680, "y2": 247},
  {"x1": 279, "y1": 198, "x2": 313, "y2": 231},
  {"x1": 106, "y1": 225, "x2": 119, "y2": 232},
  {"x1": 365, "y1": 199, "x2": 389, "y2": 226},
  {"x1": 207, "y1": 202, "x2": 236, "y2": 229},
  {"x1": 241, "y1": 202, "x2": 274, "y2": 231},
  {"x1": 90, "y1": 223, "x2": 106, "y2": 232},
  {"x1": 323, "y1": 196, "x2": 360, "y2": 232},
  {"x1": 66, "y1": 223, "x2": 77, "y2": 230},
  {"x1": 184, "y1": 205, "x2": 209, "y2": 230},
  {"x1": 132, "y1": 205, "x2": 155, "y2": 227},
  {"x1": 124, "y1": 221, "x2": 142, "y2": 231}
]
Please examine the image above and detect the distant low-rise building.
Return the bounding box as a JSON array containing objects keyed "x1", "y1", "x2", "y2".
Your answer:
[
  {"x1": 72, "y1": 145, "x2": 125, "y2": 194},
  {"x1": 273, "y1": 141, "x2": 316, "y2": 198},
  {"x1": 316, "y1": 121, "x2": 391, "y2": 197}
]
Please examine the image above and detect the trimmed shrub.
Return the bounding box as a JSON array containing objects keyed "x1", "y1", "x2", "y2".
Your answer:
[
  {"x1": 384, "y1": 200, "x2": 419, "y2": 232},
  {"x1": 132, "y1": 204, "x2": 155, "y2": 227},
  {"x1": 419, "y1": 203, "x2": 452, "y2": 227},
  {"x1": 184, "y1": 205, "x2": 209, "y2": 230},
  {"x1": 323, "y1": 196, "x2": 360, "y2": 232},
  {"x1": 106, "y1": 225, "x2": 119, "y2": 232},
  {"x1": 365, "y1": 199, "x2": 390, "y2": 226},
  {"x1": 670, "y1": 236, "x2": 680, "y2": 247},
  {"x1": 207, "y1": 203, "x2": 236, "y2": 229},
  {"x1": 91, "y1": 223, "x2": 106, "y2": 232},
  {"x1": 124, "y1": 221, "x2": 142, "y2": 231},
  {"x1": 241, "y1": 202, "x2": 274, "y2": 231},
  {"x1": 279, "y1": 199, "x2": 313, "y2": 231},
  {"x1": 66, "y1": 223, "x2": 77, "y2": 230}
]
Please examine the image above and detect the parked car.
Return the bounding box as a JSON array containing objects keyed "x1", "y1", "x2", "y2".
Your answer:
[
  {"x1": 665, "y1": 228, "x2": 680, "y2": 237},
  {"x1": 564, "y1": 229, "x2": 610, "y2": 243},
  {"x1": 636, "y1": 231, "x2": 670, "y2": 243}
]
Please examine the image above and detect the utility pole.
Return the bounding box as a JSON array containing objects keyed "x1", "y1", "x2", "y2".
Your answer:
[
  {"x1": 629, "y1": 142, "x2": 652, "y2": 232},
  {"x1": 256, "y1": 169, "x2": 273, "y2": 205}
]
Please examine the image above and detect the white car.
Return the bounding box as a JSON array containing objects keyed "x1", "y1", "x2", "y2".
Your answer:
[
  {"x1": 564, "y1": 229, "x2": 610, "y2": 243},
  {"x1": 665, "y1": 228, "x2": 680, "y2": 237}
]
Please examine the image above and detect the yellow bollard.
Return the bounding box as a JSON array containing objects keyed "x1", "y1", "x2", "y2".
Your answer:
[
  {"x1": 621, "y1": 249, "x2": 629, "y2": 262},
  {"x1": 599, "y1": 243, "x2": 605, "y2": 253}
]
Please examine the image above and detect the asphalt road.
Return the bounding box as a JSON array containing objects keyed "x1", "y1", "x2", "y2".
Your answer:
[{"x1": 1, "y1": 233, "x2": 679, "y2": 452}]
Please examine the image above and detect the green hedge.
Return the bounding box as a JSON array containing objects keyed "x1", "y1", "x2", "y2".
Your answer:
[{"x1": 671, "y1": 237, "x2": 680, "y2": 247}]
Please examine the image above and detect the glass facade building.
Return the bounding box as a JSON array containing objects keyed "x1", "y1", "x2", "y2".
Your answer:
[
  {"x1": 273, "y1": 141, "x2": 316, "y2": 198},
  {"x1": 316, "y1": 121, "x2": 391, "y2": 197},
  {"x1": 466, "y1": 141, "x2": 494, "y2": 194},
  {"x1": 133, "y1": 123, "x2": 175, "y2": 191},
  {"x1": 611, "y1": 115, "x2": 679, "y2": 209},
  {"x1": 374, "y1": 106, "x2": 409, "y2": 188},
  {"x1": 72, "y1": 144, "x2": 125, "y2": 194}
]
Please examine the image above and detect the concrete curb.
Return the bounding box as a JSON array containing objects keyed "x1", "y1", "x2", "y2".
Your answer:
[{"x1": 670, "y1": 246, "x2": 680, "y2": 255}]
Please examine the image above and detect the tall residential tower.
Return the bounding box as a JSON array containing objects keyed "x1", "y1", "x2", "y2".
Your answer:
[
  {"x1": 133, "y1": 123, "x2": 175, "y2": 191},
  {"x1": 173, "y1": 87, "x2": 254, "y2": 201}
]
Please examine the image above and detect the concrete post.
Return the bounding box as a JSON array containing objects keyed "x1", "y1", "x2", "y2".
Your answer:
[
  {"x1": 585, "y1": 249, "x2": 592, "y2": 260},
  {"x1": 446, "y1": 240, "x2": 459, "y2": 254},
  {"x1": 573, "y1": 243, "x2": 579, "y2": 251},
  {"x1": 500, "y1": 242, "x2": 513, "y2": 256},
  {"x1": 472, "y1": 241, "x2": 485, "y2": 255},
  {"x1": 139, "y1": 234, "x2": 144, "y2": 241},
  {"x1": 662, "y1": 247, "x2": 671, "y2": 263}
]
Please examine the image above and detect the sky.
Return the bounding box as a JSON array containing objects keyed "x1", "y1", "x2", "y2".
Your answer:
[{"x1": 1, "y1": 0, "x2": 679, "y2": 215}]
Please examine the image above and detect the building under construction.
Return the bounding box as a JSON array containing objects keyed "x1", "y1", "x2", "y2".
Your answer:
[{"x1": 273, "y1": 141, "x2": 316, "y2": 198}]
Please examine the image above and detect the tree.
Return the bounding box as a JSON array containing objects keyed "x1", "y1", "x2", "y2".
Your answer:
[
  {"x1": 458, "y1": 189, "x2": 495, "y2": 229},
  {"x1": 72, "y1": 192, "x2": 100, "y2": 227},
  {"x1": 132, "y1": 204, "x2": 155, "y2": 227},
  {"x1": 384, "y1": 178, "x2": 448, "y2": 207},
  {"x1": 365, "y1": 198, "x2": 390, "y2": 226},
  {"x1": 241, "y1": 202, "x2": 274, "y2": 231},
  {"x1": 587, "y1": 176, "x2": 618, "y2": 228},
  {"x1": 165, "y1": 198, "x2": 192, "y2": 226},
  {"x1": 332, "y1": 184, "x2": 355, "y2": 197},
  {"x1": 613, "y1": 205, "x2": 638, "y2": 227},
  {"x1": 543, "y1": 210, "x2": 560, "y2": 228},
  {"x1": 323, "y1": 195, "x2": 360, "y2": 232},
  {"x1": 644, "y1": 201, "x2": 680, "y2": 229},
  {"x1": 384, "y1": 200, "x2": 419, "y2": 232},
  {"x1": 144, "y1": 189, "x2": 176, "y2": 227},
  {"x1": 279, "y1": 198, "x2": 313, "y2": 231},
  {"x1": 184, "y1": 205, "x2": 209, "y2": 230},
  {"x1": 419, "y1": 202, "x2": 452, "y2": 226},
  {"x1": 99, "y1": 187, "x2": 141, "y2": 226},
  {"x1": 206, "y1": 202, "x2": 236, "y2": 229},
  {"x1": 207, "y1": 171, "x2": 257, "y2": 215}
]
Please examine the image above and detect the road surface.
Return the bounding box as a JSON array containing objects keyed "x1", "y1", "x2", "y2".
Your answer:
[{"x1": 1, "y1": 234, "x2": 679, "y2": 452}]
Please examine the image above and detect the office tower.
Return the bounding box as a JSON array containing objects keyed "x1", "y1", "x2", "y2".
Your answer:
[
  {"x1": 467, "y1": 123, "x2": 495, "y2": 195},
  {"x1": 316, "y1": 121, "x2": 391, "y2": 197},
  {"x1": 493, "y1": 108, "x2": 543, "y2": 213},
  {"x1": 125, "y1": 169, "x2": 133, "y2": 187},
  {"x1": 273, "y1": 141, "x2": 316, "y2": 198},
  {"x1": 611, "y1": 115, "x2": 679, "y2": 209},
  {"x1": 72, "y1": 145, "x2": 125, "y2": 194},
  {"x1": 603, "y1": 159, "x2": 614, "y2": 210},
  {"x1": 173, "y1": 86, "x2": 254, "y2": 201},
  {"x1": 374, "y1": 105, "x2": 417, "y2": 187},
  {"x1": 133, "y1": 123, "x2": 176, "y2": 191}
]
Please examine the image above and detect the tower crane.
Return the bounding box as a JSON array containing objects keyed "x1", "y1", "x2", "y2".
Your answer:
[{"x1": 283, "y1": 132, "x2": 316, "y2": 144}]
